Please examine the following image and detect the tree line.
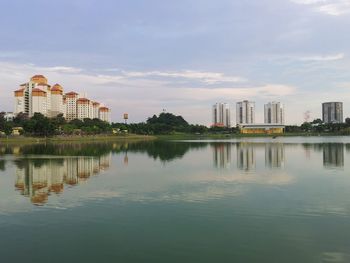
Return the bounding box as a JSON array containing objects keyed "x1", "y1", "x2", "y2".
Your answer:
[{"x1": 2, "y1": 111, "x2": 350, "y2": 137}]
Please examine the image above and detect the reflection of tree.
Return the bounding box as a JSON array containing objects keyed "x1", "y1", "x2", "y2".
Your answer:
[
  {"x1": 323, "y1": 143, "x2": 344, "y2": 168},
  {"x1": 5, "y1": 141, "x2": 208, "y2": 163},
  {"x1": 212, "y1": 143, "x2": 231, "y2": 168},
  {"x1": 127, "y1": 141, "x2": 208, "y2": 162},
  {"x1": 0, "y1": 160, "x2": 5, "y2": 171}
]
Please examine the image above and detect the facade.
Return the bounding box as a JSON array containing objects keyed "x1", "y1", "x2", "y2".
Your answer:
[
  {"x1": 31, "y1": 88, "x2": 48, "y2": 116},
  {"x1": 264, "y1": 102, "x2": 284, "y2": 124},
  {"x1": 236, "y1": 100, "x2": 255, "y2": 124},
  {"x1": 64, "y1": 92, "x2": 79, "y2": 121},
  {"x1": 212, "y1": 103, "x2": 231, "y2": 127},
  {"x1": 239, "y1": 124, "x2": 285, "y2": 134},
  {"x1": 99, "y1": 107, "x2": 111, "y2": 123},
  {"x1": 14, "y1": 88, "x2": 25, "y2": 114},
  {"x1": 92, "y1": 102, "x2": 100, "y2": 119},
  {"x1": 322, "y1": 102, "x2": 343, "y2": 124},
  {"x1": 50, "y1": 84, "x2": 64, "y2": 117},
  {"x1": 77, "y1": 98, "x2": 92, "y2": 120}
]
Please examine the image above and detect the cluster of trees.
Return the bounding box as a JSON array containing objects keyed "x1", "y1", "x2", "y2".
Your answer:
[
  {"x1": 0, "y1": 112, "x2": 111, "y2": 136},
  {"x1": 4, "y1": 111, "x2": 350, "y2": 137},
  {"x1": 286, "y1": 118, "x2": 350, "y2": 134},
  {"x1": 111, "y1": 112, "x2": 236, "y2": 135}
]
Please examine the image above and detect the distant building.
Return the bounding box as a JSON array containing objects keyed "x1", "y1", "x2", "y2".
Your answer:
[
  {"x1": 92, "y1": 102, "x2": 100, "y2": 119},
  {"x1": 264, "y1": 102, "x2": 284, "y2": 124},
  {"x1": 322, "y1": 102, "x2": 343, "y2": 124},
  {"x1": 212, "y1": 103, "x2": 231, "y2": 127},
  {"x1": 99, "y1": 107, "x2": 111, "y2": 123},
  {"x1": 14, "y1": 75, "x2": 51, "y2": 117},
  {"x1": 238, "y1": 124, "x2": 285, "y2": 134},
  {"x1": 14, "y1": 75, "x2": 111, "y2": 122},
  {"x1": 77, "y1": 98, "x2": 92, "y2": 120},
  {"x1": 236, "y1": 100, "x2": 255, "y2": 124},
  {"x1": 64, "y1": 92, "x2": 79, "y2": 121},
  {"x1": 50, "y1": 84, "x2": 65, "y2": 118}
]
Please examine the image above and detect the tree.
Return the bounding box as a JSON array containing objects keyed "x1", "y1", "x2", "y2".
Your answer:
[
  {"x1": 300, "y1": 122, "x2": 312, "y2": 132},
  {"x1": 345, "y1": 117, "x2": 350, "y2": 125},
  {"x1": 311, "y1": 118, "x2": 323, "y2": 125}
]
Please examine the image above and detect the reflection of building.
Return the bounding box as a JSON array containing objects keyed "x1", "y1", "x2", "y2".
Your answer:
[
  {"x1": 15, "y1": 154, "x2": 111, "y2": 205},
  {"x1": 322, "y1": 102, "x2": 343, "y2": 124},
  {"x1": 212, "y1": 144, "x2": 231, "y2": 168},
  {"x1": 237, "y1": 143, "x2": 255, "y2": 171},
  {"x1": 265, "y1": 144, "x2": 285, "y2": 168},
  {"x1": 212, "y1": 103, "x2": 231, "y2": 127},
  {"x1": 323, "y1": 144, "x2": 344, "y2": 168},
  {"x1": 236, "y1": 100, "x2": 255, "y2": 124},
  {"x1": 264, "y1": 101, "x2": 284, "y2": 124}
]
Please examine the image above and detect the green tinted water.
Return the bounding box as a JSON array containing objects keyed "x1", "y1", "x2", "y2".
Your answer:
[{"x1": 0, "y1": 137, "x2": 350, "y2": 262}]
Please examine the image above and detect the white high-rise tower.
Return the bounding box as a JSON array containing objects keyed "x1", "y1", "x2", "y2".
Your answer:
[
  {"x1": 236, "y1": 100, "x2": 255, "y2": 124},
  {"x1": 212, "y1": 103, "x2": 231, "y2": 128}
]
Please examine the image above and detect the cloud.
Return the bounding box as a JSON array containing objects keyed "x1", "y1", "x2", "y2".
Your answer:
[
  {"x1": 297, "y1": 53, "x2": 345, "y2": 61},
  {"x1": 0, "y1": 61, "x2": 296, "y2": 125},
  {"x1": 106, "y1": 69, "x2": 246, "y2": 84},
  {"x1": 291, "y1": 0, "x2": 350, "y2": 16}
]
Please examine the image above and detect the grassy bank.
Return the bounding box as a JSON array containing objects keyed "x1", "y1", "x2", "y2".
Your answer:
[
  {"x1": 0, "y1": 134, "x2": 156, "y2": 144},
  {"x1": 1, "y1": 132, "x2": 347, "y2": 144},
  {"x1": 155, "y1": 132, "x2": 349, "y2": 140}
]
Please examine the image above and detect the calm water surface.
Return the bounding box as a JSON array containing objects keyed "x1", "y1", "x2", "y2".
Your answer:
[{"x1": 1, "y1": 137, "x2": 350, "y2": 262}]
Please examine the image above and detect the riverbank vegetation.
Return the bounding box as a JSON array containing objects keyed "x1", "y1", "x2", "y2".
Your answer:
[{"x1": 2, "y1": 111, "x2": 350, "y2": 140}]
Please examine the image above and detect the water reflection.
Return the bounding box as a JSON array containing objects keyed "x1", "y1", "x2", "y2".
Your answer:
[
  {"x1": 301, "y1": 143, "x2": 345, "y2": 168},
  {"x1": 3, "y1": 140, "x2": 350, "y2": 206},
  {"x1": 212, "y1": 144, "x2": 231, "y2": 168},
  {"x1": 265, "y1": 143, "x2": 285, "y2": 168},
  {"x1": 323, "y1": 143, "x2": 344, "y2": 168},
  {"x1": 14, "y1": 154, "x2": 111, "y2": 205},
  {"x1": 237, "y1": 143, "x2": 255, "y2": 171}
]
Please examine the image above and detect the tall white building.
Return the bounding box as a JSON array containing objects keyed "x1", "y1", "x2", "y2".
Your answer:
[
  {"x1": 64, "y1": 92, "x2": 79, "y2": 121},
  {"x1": 92, "y1": 102, "x2": 100, "y2": 119},
  {"x1": 99, "y1": 107, "x2": 111, "y2": 123},
  {"x1": 264, "y1": 102, "x2": 284, "y2": 124},
  {"x1": 236, "y1": 100, "x2": 255, "y2": 124},
  {"x1": 77, "y1": 98, "x2": 92, "y2": 120},
  {"x1": 322, "y1": 102, "x2": 343, "y2": 124},
  {"x1": 31, "y1": 88, "x2": 48, "y2": 116},
  {"x1": 50, "y1": 84, "x2": 65, "y2": 117},
  {"x1": 14, "y1": 75, "x2": 50, "y2": 117},
  {"x1": 14, "y1": 75, "x2": 111, "y2": 122},
  {"x1": 212, "y1": 103, "x2": 231, "y2": 127}
]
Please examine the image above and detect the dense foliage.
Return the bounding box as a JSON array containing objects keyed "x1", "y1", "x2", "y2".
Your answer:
[
  {"x1": 0, "y1": 112, "x2": 111, "y2": 136},
  {"x1": 3, "y1": 111, "x2": 350, "y2": 137},
  {"x1": 285, "y1": 118, "x2": 350, "y2": 134}
]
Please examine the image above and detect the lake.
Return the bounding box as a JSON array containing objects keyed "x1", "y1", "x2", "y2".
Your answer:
[{"x1": 1, "y1": 137, "x2": 350, "y2": 262}]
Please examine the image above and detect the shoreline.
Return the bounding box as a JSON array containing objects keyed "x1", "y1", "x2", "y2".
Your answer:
[
  {"x1": 1, "y1": 132, "x2": 348, "y2": 144},
  {"x1": 0, "y1": 134, "x2": 156, "y2": 144}
]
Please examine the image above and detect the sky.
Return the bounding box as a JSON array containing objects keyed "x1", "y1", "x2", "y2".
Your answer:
[{"x1": 1, "y1": 0, "x2": 350, "y2": 125}]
